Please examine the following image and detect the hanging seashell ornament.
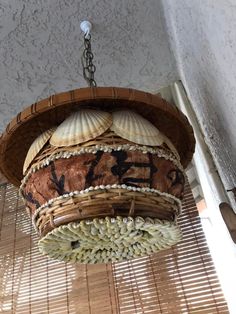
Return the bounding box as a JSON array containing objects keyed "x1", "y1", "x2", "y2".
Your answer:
[
  {"x1": 50, "y1": 109, "x2": 112, "y2": 147},
  {"x1": 2, "y1": 87, "x2": 194, "y2": 265},
  {"x1": 0, "y1": 26, "x2": 195, "y2": 266}
]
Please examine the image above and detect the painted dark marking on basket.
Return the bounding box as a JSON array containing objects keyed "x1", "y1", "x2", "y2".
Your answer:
[
  {"x1": 50, "y1": 162, "x2": 68, "y2": 195},
  {"x1": 23, "y1": 151, "x2": 185, "y2": 214},
  {"x1": 148, "y1": 153, "x2": 156, "y2": 186},
  {"x1": 84, "y1": 151, "x2": 104, "y2": 188},
  {"x1": 23, "y1": 191, "x2": 40, "y2": 209},
  {"x1": 111, "y1": 151, "x2": 157, "y2": 188}
]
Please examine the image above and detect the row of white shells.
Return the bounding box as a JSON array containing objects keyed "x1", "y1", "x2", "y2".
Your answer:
[
  {"x1": 38, "y1": 216, "x2": 182, "y2": 264},
  {"x1": 23, "y1": 109, "x2": 179, "y2": 174}
]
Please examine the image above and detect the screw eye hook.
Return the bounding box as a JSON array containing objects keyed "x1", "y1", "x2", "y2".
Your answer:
[{"x1": 80, "y1": 21, "x2": 92, "y2": 39}]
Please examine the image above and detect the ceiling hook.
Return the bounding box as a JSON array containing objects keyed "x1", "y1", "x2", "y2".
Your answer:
[{"x1": 80, "y1": 20, "x2": 92, "y2": 39}]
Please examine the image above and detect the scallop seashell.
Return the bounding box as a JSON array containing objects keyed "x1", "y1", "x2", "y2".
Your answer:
[
  {"x1": 23, "y1": 127, "x2": 56, "y2": 174},
  {"x1": 50, "y1": 109, "x2": 112, "y2": 147},
  {"x1": 111, "y1": 110, "x2": 164, "y2": 146}
]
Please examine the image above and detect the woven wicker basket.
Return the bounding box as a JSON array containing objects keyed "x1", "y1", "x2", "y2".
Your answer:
[
  {"x1": 0, "y1": 87, "x2": 195, "y2": 263},
  {"x1": 21, "y1": 131, "x2": 183, "y2": 237}
]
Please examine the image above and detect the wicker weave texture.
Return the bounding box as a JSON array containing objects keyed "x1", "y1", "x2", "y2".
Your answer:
[
  {"x1": 22, "y1": 132, "x2": 183, "y2": 237},
  {"x1": 34, "y1": 188, "x2": 179, "y2": 237}
]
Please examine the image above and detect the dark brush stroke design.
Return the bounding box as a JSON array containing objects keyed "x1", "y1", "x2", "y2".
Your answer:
[
  {"x1": 84, "y1": 151, "x2": 104, "y2": 188},
  {"x1": 147, "y1": 153, "x2": 157, "y2": 187},
  {"x1": 23, "y1": 192, "x2": 40, "y2": 209},
  {"x1": 111, "y1": 151, "x2": 158, "y2": 188},
  {"x1": 50, "y1": 162, "x2": 68, "y2": 195}
]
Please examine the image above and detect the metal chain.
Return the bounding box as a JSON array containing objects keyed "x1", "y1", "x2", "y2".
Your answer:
[{"x1": 81, "y1": 34, "x2": 97, "y2": 87}]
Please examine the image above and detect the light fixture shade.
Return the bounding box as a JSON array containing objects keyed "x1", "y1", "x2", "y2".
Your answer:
[{"x1": 0, "y1": 87, "x2": 195, "y2": 263}]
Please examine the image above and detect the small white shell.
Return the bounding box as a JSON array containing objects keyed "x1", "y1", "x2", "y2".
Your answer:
[
  {"x1": 111, "y1": 110, "x2": 164, "y2": 146},
  {"x1": 50, "y1": 109, "x2": 112, "y2": 147},
  {"x1": 23, "y1": 128, "x2": 55, "y2": 174}
]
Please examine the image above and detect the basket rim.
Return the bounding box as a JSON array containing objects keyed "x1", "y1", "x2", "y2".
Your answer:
[
  {"x1": 31, "y1": 187, "x2": 180, "y2": 236},
  {"x1": 0, "y1": 87, "x2": 195, "y2": 186}
]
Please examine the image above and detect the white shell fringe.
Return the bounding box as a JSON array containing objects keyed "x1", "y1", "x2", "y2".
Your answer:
[{"x1": 38, "y1": 216, "x2": 182, "y2": 264}]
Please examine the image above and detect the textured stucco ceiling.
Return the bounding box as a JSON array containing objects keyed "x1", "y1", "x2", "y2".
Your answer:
[{"x1": 0, "y1": 0, "x2": 178, "y2": 132}]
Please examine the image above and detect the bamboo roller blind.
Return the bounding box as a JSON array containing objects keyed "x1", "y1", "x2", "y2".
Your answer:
[{"x1": 0, "y1": 183, "x2": 228, "y2": 314}]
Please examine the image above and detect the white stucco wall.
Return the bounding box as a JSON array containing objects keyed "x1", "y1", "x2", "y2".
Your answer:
[{"x1": 162, "y1": 0, "x2": 236, "y2": 208}]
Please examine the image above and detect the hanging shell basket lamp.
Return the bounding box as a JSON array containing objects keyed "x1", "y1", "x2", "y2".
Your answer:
[{"x1": 0, "y1": 22, "x2": 195, "y2": 264}]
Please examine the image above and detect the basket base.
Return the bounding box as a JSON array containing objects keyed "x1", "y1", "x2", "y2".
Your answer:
[{"x1": 38, "y1": 216, "x2": 182, "y2": 264}]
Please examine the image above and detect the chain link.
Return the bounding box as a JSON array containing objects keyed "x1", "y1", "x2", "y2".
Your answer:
[{"x1": 81, "y1": 34, "x2": 97, "y2": 87}]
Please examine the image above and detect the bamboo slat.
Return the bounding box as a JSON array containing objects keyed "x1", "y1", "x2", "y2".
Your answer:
[{"x1": 0, "y1": 183, "x2": 229, "y2": 313}]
